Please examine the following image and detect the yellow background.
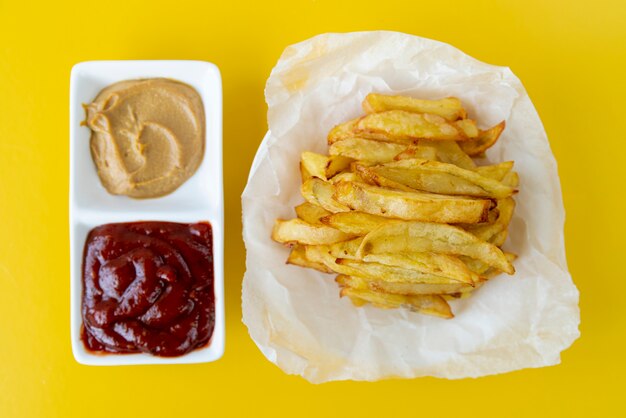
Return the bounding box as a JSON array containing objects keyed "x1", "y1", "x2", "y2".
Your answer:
[{"x1": 1, "y1": 0, "x2": 624, "y2": 416}]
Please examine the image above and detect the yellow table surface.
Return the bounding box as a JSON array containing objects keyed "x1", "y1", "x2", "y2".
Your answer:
[{"x1": 1, "y1": 0, "x2": 624, "y2": 416}]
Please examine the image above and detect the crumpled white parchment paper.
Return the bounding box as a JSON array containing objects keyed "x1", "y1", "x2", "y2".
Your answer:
[{"x1": 241, "y1": 31, "x2": 580, "y2": 383}]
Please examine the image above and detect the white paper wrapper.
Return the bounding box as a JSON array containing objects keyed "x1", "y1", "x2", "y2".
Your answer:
[{"x1": 242, "y1": 31, "x2": 580, "y2": 383}]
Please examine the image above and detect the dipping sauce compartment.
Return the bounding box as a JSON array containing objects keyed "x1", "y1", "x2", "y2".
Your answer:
[{"x1": 69, "y1": 61, "x2": 224, "y2": 365}]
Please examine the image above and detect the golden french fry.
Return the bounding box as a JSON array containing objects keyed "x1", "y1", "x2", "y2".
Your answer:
[
  {"x1": 459, "y1": 121, "x2": 506, "y2": 156},
  {"x1": 354, "y1": 110, "x2": 478, "y2": 143},
  {"x1": 467, "y1": 252, "x2": 517, "y2": 279},
  {"x1": 300, "y1": 151, "x2": 328, "y2": 180},
  {"x1": 272, "y1": 219, "x2": 355, "y2": 245},
  {"x1": 294, "y1": 202, "x2": 331, "y2": 225},
  {"x1": 335, "y1": 258, "x2": 467, "y2": 284},
  {"x1": 301, "y1": 178, "x2": 350, "y2": 213},
  {"x1": 300, "y1": 151, "x2": 354, "y2": 181},
  {"x1": 333, "y1": 181, "x2": 491, "y2": 224},
  {"x1": 362, "y1": 252, "x2": 478, "y2": 285},
  {"x1": 420, "y1": 140, "x2": 476, "y2": 169},
  {"x1": 326, "y1": 155, "x2": 354, "y2": 179},
  {"x1": 362, "y1": 94, "x2": 467, "y2": 121},
  {"x1": 339, "y1": 285, "x2": 454, "y2": 318},
  {"x1": 287, "y1": 245, "x2": 333, "y2": 273},
  {"x1": 393, "y1": 144, "x2": 438, "y2": 161},
  {"x1": 366, "y1": 158, "x2": 516, "y2": 198},
  {"x1": 338, "y1": 274, "x2": 471, "y2": 297},
  {"x1": 328, "y1": 237, "x2": 364, "y2": 260},
  {"x1": 464, "y1": 198, "x2": 515, "y2": 242},
  {"x1": 329, "y1": 138, "x2": 408, "y2": 163},
  {"x1": 306, "y1": 245, "x2": 461, "y2": 284},
  {"x1": 502, "y1": 170, "x2": 519, "y2": 188},
  {"x1": 353, "y1": 162, "x2": 417, "y2": 192},
  {"x1": 475, "y1": 161, "x2": 514, "y2": 181},
  {"x1": 358, "y1": 221, "x2": 514, "y2": 274},
  {"x1": 329, "y1": 171, "x2": 359, "y2": 183},
  {"x1": 489, "y1": 229, "x2": 508, "y2": 247},
  {"x1": 321, "y1": 211, "x2": 391, "y2": 235}
]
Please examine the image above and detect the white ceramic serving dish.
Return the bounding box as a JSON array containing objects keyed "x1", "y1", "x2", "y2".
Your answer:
[{"x1": 69, "y1": 60, "x2": 224, "y2": 365}]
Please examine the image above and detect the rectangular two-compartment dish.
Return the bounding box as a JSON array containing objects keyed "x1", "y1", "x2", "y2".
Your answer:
[{"x1": 69, "y1": 61, "x2": 224, "y2": 365}]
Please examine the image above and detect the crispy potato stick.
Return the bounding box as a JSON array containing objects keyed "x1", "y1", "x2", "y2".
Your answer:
[
  {"x1": 358, "y1": 221, "x2": 515, "y2": 274},
  {"x1": 294, "y1": 202, "x2": 331, "y2": 225},
  {"x1": 333, "y1": 181, "x2": 492, "y2": 224},
  {"x1": 327, "y1": 119, "x2": 394, "y2": 144},
  {"x1": 328, "y1": 237, "x2": 364, "y2": 260},
  {"x1": 327, "y1": 119, "x2": 359, "y2": 144},
  {"x1": 306, "y1": 245, "x2": 460, "y2": 284},
  {"x1": 300, "y1": 152, "x2": 354, "y2": 181},
  {"x1": 442, "y1": 281, "x2": 485, "y2": 300},
  {"x1": 464, "y1": 198, "x2": 516, "y2": 242},
  {"x1": 420, "y1": 140, "x2": 476, "y2": 169},
  {"x1": 362, "y1": 252, "x2": 478, "y2": 284},
  {"x1": 362, "y1": 94, "x2": 467, "y2": 121},
  {"x1": 300, "y1": 151, "x2": 328, "y2": 180},
  {"x1": 338, "y1": 286, "x2": 453, "y2": 319},
  {"x1": 354, "y1": 162, "x2": 418, "y2": 192},
  {"x1": 475, "y1": 161, "x2": 514, "y2": 181},
  {"x1": 338, "y1": 288, "x2": 453, "y2": 318},
  {"x1": 326, "y1": 155, "x2": 354, "y2": 179},
  {"x1": 301, "y1": 178, "x2": 350, "y2": 213},
  {"x1": 321, "y1": 211, "x2": 391, "y2": 235},
  {"x1": 335, "y1": 258, "x2": 467, "y2": 284},
  {"x1": 368, "y1": 159, "x2": 516, "y2": 198},
  {"x1": 272, "y1": 219, "x2": 355, "y2": 245},
  {"x1": 330, "y1": 171, "x2": 359, "y2": 183},
  {"x1": 502, "y1": 171, "x2": 519, "y2": 188},
  {"x1": 369, "y1": 280, "x2": 473, "y2": 296},
  {"x1": 329, "y1": 138, "x2": 408, "y2": 163},
  {"x1": 287, "y1": 245, "x2": 333, "y2": 273},
  {"x1": 463, "y1": 252, "x2": 517, "y2": 278},
  {"x1": 489, "y1": 229, "x2": 508, "y2": 247},
  {"x1": 459, "y1": 121, "x2": 506, "y2": 156},
  {"x1": 393, "y1": 145, "x2": 438, "y2": 161},
  {"x1": 355, "y1": 110, "x2": 478, "y2": 143}
]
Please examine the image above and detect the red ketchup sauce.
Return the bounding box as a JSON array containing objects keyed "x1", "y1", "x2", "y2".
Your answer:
[{"x1": 81, "y1": 221, "x2": 215, "y2": 357}]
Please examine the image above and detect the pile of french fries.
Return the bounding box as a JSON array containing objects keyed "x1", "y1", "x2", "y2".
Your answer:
[{"x1": 272, "y1": 94, "x2": 518, "y2": 318}]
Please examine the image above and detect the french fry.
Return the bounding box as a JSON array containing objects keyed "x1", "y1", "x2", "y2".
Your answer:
[
  {"x1": 272, "y1": 219, "x2": 355, "y2": 245},
  {"x1": 300, "y1": 151, "x2": 354, "y2": 181},
  {"x1": 287, "y1": 245, "x2": 333, "y2": 273},
  {"x1": 420, "y1": 140, "x2": 476, "y2": 169},
  {"x1": 321, "y1": 211, "x2": 391, "y2": 235},
  {"x1": 300, "y1": 151, "x2": 328, "y2": 180},
  {"x1": 326, "y1": 155, "x2": 354, "y2": 179},
  {"x1": 338, "y1": 274, "x2": 471, "y2": 298},
  {"x1": 329, "y1": 171, "x2": 359, "y2": 183},
  {"x1": 335, "y1": 258, "x2": 469, "y2": 284},
  {"x1": 459, "y1": 121, "x2": 506, "y2": 156},
  {"x1": 306, "y1": 245, "x2": 462, "y2": 284},
  {"x1": 333, "y1": 181, "x2": 492, "y2": 224},
  {"x1": 329, "y1": 138, "x2": 408, "y2": 163},
  {"x1": 339, "y1": 284, "x2": 454, "y2": 318},
  {"x1": 362, "y1": 94, "x2": 467, "y2": 121},
  {"x1": 354, "y1": 110, "x2": 478, "y2": 143},
  {"x1": 362, "y1": 252, "x2": 478, "y2": 284},
  {"x1": 393, "y1": 144, "x2": 438, "y2": 162},
  {"x1": 475, "y1": 161, "x2": 514, "y2": 181},
  {"x1": 464, "y1": 198, "x2": 516, "y2": 242},
  {"x1": 502, "y1": 170, "x2": 519, "y2": 188},
  {"x1": 301, "y1": 178, "x2": 350, "y2": 213},
  {"x1": 328, "y1": 237, "x2": 364, "y2": 260},
  {"x1": 294, "y1": 202, "x2": 331, "y2": 225},
  {"x1": 357, "y1": 221, "x2": 514, "y2": 274},
  {"x1": 365, "y1": 158, "x2": 516, "y2": 198}
]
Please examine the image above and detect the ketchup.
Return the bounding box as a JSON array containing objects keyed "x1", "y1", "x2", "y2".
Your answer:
[{"x1": 81, "y1": 221, "x2": 215, "y2": 357}]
